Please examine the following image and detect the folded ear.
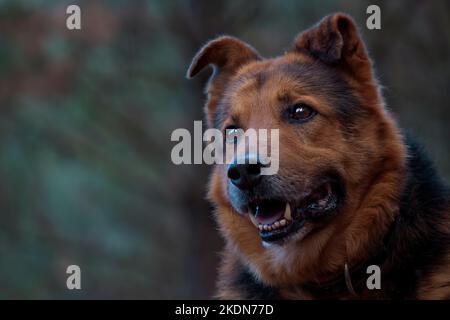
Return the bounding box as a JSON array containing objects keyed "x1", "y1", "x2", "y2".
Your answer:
[
  {"x1": 187, "y1": 36, "x2": 260, "y2": 127},
  {"x1": 187, "y1": 36, "x2": 260, "y2": 79},
  {"x1": 294, "y1": 13, "x2": 373, "y2": 81}
]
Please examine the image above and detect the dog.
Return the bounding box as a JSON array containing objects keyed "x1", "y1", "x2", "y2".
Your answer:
[{"x1": 187, "y1": 13, "x2": 450, "y2": 299}]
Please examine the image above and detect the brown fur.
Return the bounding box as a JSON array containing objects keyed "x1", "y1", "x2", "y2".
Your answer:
[{"x1": 188, "y1": 13, "x2": 450, "y2": 299}]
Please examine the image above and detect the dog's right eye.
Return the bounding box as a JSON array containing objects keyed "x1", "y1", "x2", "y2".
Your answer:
[{"x1": 224, "y1": 126, "x2": 242, "y2": 144}]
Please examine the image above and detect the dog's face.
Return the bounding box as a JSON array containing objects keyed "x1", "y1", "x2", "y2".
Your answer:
[
  {"x1": 188, "y1": 14, "x2": 406, "y2": 285},
  {"x1": 217, "y1": 56, "x2": 356, "y2": 245}
]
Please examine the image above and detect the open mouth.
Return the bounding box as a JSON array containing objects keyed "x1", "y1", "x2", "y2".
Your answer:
[{"x1": 247, "y1": 181, "x2": 341, "y2": 244}]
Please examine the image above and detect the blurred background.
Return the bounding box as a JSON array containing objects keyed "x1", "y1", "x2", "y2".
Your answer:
[{"x1": 0, "y1": 0, "x2": 449, "y2": 299}]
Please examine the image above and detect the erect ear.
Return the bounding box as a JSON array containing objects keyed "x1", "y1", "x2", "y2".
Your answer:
[
  {"x1": 187, "y1": 36, "x2": 261, "y2": 127},
  {"x1": 294, "y1": 13, "x2": 373, "y2": 82}
]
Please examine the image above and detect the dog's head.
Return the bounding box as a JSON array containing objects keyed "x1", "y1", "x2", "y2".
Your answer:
[{"x1": 188, "y1": 13, "x2": 406, "y2": 285}]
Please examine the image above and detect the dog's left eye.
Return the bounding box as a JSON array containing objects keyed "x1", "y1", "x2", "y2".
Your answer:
[{"x1": 287, "y1": 103, "x2": 317, "y2": 122}]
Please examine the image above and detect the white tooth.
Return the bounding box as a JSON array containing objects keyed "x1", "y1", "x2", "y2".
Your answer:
[
  {"x1": 274, "y1": 221, "x2": 280, "y2": 228},
  {"x1": 267, "y1": 226, "x2": 272, "y2": 231},
  {"x1": 284, "y1": 203, "x2": 292, "y2": 221},
  {"x1": 263, "y1": 225, "x2": 269, "y2": 231},
  {"x1": 280, "y1": 219, "x2": 287, "y2": 226},
  {"x1": 249, "y1": 214, "x2": 259, "y2": 228}
]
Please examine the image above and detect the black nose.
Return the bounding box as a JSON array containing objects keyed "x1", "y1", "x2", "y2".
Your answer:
[{"x1": 227, "y1": 159, "x2": 262, "y2": 190}]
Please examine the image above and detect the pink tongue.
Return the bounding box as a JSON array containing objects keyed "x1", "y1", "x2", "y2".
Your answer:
[{"x1": 255, "y1": 207, "x2": 284, "y2": 225}]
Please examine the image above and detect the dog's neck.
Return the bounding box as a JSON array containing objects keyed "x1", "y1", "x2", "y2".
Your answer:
[
  {"x1": 299, "y1": 218, "x2": 395, "y2": 299},
  {"x1": 295, "y1": 136, "x2": 450, "y2": 299}
]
